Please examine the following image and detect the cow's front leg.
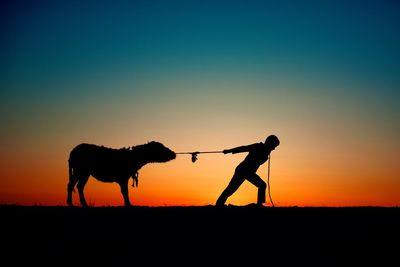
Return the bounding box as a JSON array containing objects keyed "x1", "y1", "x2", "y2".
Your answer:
[{"x1": 119, "y1": 181, "x2": 131, "y2": 206}]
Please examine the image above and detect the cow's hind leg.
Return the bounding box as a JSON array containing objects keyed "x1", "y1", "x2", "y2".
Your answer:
[
  {"x1": 77, "y1": 174, "x2": 90, "y2": 207},
  {"x1": 67, "y1": 167, "x2": 79, "y2": 206}
]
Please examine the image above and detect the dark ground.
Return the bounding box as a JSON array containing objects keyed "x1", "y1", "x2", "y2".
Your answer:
[{"x1": 1, "y1": 205, "x2": 398, "y2": 265}]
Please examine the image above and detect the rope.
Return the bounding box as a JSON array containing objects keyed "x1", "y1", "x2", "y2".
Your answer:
[
  {"x1": 267, "y1": 154, "x2": 275, "y2": 207},
  {"x1": 176, "y1": 151, "x2": 223, "y2": 162},
  {"x1": 176, "y1": 151, "x2": 222, "y2": 154}
]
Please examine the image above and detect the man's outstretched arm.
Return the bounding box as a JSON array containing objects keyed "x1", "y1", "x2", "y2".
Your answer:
[{"x1": 223, "y1": 143, "x2": 256, "y2": 154}]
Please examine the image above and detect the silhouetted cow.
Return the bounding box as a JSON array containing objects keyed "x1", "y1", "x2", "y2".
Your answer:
[{"x1": 67, "y1": 141, "x2": 176, "y2": 207}]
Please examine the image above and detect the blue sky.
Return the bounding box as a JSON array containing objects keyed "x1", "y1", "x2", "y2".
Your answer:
[{"x1": 2, "y1": 0, "x2": 400, "y2": 92}]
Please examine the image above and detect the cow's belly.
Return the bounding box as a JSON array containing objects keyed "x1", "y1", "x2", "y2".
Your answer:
[{"x1": 91, "y1": 168, "x2": 131, "y2": 183}]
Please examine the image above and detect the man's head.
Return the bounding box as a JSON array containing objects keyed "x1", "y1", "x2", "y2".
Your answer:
[{"x1": 265, "y1": 135, "x2": 280, "y2": 151}]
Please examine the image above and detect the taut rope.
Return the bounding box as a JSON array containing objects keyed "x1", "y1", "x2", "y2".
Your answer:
[{"x1": 176, "y1": 151, "x2": 223, "y2": 162}]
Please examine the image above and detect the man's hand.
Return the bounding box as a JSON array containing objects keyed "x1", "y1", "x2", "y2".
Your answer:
[{"x1": 223, "y1": 149, "x2": 231, "y2": 154}]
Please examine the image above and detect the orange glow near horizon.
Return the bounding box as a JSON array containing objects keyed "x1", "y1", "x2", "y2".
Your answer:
[{"x1": 1, "y1": 132, "x2": 399, "y2": 207}]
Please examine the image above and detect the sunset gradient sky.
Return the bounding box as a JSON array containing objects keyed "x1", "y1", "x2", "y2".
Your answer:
[{"x1": 1, "y1": 0, "x2": 399, "y2": 206}]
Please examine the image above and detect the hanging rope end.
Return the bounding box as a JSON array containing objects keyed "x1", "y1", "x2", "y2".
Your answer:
[{"x1": 191, "y1": 152, "x2": 199, "y2": 163}]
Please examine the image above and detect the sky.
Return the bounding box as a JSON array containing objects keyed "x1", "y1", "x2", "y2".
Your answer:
[{"x1": 1, "y1": 0, "x2": 399, "y2": 207}]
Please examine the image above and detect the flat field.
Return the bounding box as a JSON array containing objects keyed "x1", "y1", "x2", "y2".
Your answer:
[{"x1": 1, "y1": 205, "x2": 398, "y2": 265}]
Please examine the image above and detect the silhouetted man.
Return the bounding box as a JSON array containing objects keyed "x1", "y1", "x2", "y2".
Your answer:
[{"x1": 216, "y1": 135, "x2": 280, "y2": 207}]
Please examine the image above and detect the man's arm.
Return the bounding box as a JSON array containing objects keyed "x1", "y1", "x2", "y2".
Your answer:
[{"x1": 223, "y1": 143, "x2": 257, "y2": 154}]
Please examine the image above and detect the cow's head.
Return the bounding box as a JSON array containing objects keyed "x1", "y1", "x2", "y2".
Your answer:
[{"x1": 135, "y1": 141, "x2": 176, "y2": 163}]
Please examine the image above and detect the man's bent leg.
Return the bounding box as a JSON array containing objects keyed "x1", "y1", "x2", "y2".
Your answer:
[{"x1": 247, "y1": 174, "x2": 266, "y2": 205}]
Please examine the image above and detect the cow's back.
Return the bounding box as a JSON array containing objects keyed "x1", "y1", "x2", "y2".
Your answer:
[{"x1": 69, "y1": 143, "x2": 104, "y2": 168}]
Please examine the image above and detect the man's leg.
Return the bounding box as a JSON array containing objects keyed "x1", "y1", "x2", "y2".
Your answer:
[
  {"x1": 216, "y1": 171, "x2": 245, "y2": 207},
  {"x1": 247, "y1": 174, "x2": 266, "y2": 205}
]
